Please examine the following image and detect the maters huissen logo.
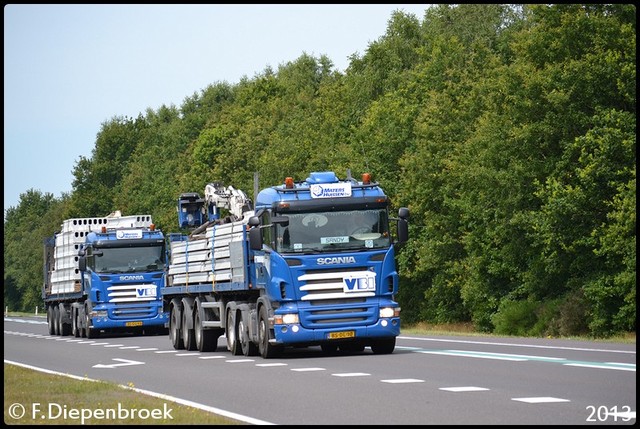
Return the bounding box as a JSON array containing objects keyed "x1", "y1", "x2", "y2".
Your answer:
[{"x1": 310, "y1": 183, "x2": 352, "y2": 199}]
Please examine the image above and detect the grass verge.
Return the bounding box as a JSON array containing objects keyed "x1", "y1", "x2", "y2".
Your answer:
[{"x1": 4, "y1": 363, "x2": 242, "y2": 425}]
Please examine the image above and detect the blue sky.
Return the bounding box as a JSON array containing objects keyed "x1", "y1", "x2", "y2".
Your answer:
[{"x1": 3, "y1": 4, "x2": 431, "y2": 215}]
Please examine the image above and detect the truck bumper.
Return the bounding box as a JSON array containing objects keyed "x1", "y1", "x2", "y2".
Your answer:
[
  {"x1": 91, "y1": 312, "x2": 169, "y2": 329},
  {"x1": 271, "y1": 317, "x2": 400, "y2": 345}
]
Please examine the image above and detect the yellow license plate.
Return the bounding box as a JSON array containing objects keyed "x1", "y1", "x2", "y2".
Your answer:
[
  {"x1": 328, "y1": 331, "x2": 355, "y2": 339},
  {"x1": 126, "y1": 321, "x2": 143, "y2": 327}
]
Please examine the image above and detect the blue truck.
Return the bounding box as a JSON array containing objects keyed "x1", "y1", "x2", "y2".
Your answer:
[
  {"x1": 163, "y1": 171, "x2": 409, "y2": 358},
  {"x1": 43, "y1": 212, "x2": 169, "y2": 338}
]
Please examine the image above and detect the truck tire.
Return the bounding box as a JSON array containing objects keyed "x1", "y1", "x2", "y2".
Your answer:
[
  {"x1": 239, "y1": 312, "x2": 258, "y2": 357},
  {"x1": 59, "y1": 305, "x2": 71, "y2": 336},
  {"x1": 47, "y1": 306, "x2": 55, "y2": 335},
  {"x1": 72, "y1": 309, "x2": 80, "y2": 337},
  {"x1": 258, "y1": 306, "x2": 283, "y2": 359},
  {"x1": 370, "y1": 337, "x2": 396, "y2": 354},
  {"x1": 226, "y1": 310, "x2": 242, "y2": 356},
  {"x1": 194, "y1": 306, "x2": 218, "y2": 352},
  {"x1": 182, "y1": 307, "x2": 196, "y2": 351},
  {"x1": 53, "y1": 306, "x2": 61, "y2": 336},
  {"x1": 169, "y1": 305, "x2": 184, "y2": 350},
  {"x1": 85, "y1": 305, "x2": 99, "y2": 339}
]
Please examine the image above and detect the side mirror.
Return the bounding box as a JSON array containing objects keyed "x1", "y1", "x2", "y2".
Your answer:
[
  {"x1": 249, "y1": 227, "x2": 263, "y2": 251},
  {"x1": 397, "y1": 207, "x2": 409, "y2": 244},
  {"x1": 78, "y1": 256, "x2": 86, "y2": 272}
]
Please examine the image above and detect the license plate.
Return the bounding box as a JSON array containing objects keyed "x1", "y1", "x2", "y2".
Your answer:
[
  {"x1": 126, "y1": 321, "x2": 143, "y2": 327},
  {"x1": 328, "y1": 331, "x2": 355, "y2": 339}
]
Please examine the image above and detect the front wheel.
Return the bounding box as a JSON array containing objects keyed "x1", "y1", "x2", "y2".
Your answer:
[
  {"x1": 257, "y1": 306, "x2": 283, "y2": 359},
  {"x1": 371, "y1": 337, "x2": 396, "y2": 354}
]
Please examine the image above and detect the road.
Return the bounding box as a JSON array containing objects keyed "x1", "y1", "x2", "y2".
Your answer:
[{"x1": 4, "y1": 316, "x2": 636, "y2": 425}]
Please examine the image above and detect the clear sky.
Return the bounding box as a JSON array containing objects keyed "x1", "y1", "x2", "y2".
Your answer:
[{"x1": 3, "y1": 4, "x2": 431, "y2": 215}]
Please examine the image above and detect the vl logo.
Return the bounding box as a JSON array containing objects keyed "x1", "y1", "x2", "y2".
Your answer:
[{"x1": 343, "y1": 272, "x2": 376, "y2": 292}]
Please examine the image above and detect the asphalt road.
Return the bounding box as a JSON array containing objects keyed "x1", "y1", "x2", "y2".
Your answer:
[{"x1": 4, "y1": 316, "x2": 636, "y2": 425}]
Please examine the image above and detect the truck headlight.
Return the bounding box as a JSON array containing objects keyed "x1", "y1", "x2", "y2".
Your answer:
[
  {"x1": 273, "y1": 313, "x2": 299, "y2": 325},
  {"x1": 379, "y1": 307, "x2": 400, "y2": 318}
]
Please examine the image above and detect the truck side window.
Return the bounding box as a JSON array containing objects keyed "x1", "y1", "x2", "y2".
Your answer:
[{"x1": 259, "y1": 212, "x2": 272, "y2": 249}]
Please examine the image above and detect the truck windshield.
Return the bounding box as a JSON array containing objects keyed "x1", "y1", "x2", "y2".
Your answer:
[
  {"x1": 275, "y1": 209, "x2": 390, "y2": 254},
  {"x1": 90, "y1": 245, "x2": 165, "y2": 274}
]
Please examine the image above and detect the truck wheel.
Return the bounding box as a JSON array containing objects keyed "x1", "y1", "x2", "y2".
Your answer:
[
  {"x1": 47, "y1": 306, "x2": 55, "y2": 335},
  {"x1": 258, "y1": 306, "x2": 282, "y2": 359},
  {"x1": 182, "y1": 308, "x2": 196, "y2": 351},
  {"x1": 169, "y1": 305, "x2": 184, "y2": 350},
  {"x1": 239, "y1": 313, "x2": 258, "y2": 356},
  {"x1": 370, "y1": 337, "x2": 396, "y2": 355},
  {"x1": 194, "y1": 307, "x2": 218, "y2": 352},
  {"x1": 85, "y1": 307, "x2": 99, "y2": 339},
  {"x1": 226, "y1": 310, "x2": 242, "y2": 356},
  {"x1": 72, "y1": 309, "x2": 80, "y2": 337},
  {"x1": 60, "y1": 305, "x2": 71, "y2": 336},
  {"x1": 53, "y1": 306, "x2": 61, "y2": 336},
  {"x1": 320, "y1": 343, "x2": 339, "y2": 354}
]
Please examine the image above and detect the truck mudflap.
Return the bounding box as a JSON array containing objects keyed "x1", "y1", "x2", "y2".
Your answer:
[{"x1": 271, "y1": 316, "x2": 400, "y2": 345}]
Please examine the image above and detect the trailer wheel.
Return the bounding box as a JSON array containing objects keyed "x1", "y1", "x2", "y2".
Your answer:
[
  {"x1": 60, "y1": 305, "x2": 71, "y2": 336},
  {"x1": 226, "y1": 310, "x2": 242, "y2": 356},
  {"x1": 53, "y1": 306, "x2": 61, "y2": 336},
  {"x1": 169, "y1": 305, "x2": 184, "y2": 350},
  {"x1": 370, "y1": 337, "x2": 396, "y2": 355},
  {"x1": 182, "y1": 307, "x2": 196, "y2": 351},
  {"x1": 239, "y1": 312, "x2": 258, "y2": 357},
  {"x1": 258, "y1": 306, "x2": 282, "y2": 359},
  {"x1": 194, "y1": 306, "x2": 218, "y2": 352},
  {"x1": 47, "y1": 306, "x2": 55, "y2": 335},
  {"x1": 72, "y1": 309, "x2": 80, "y2": 337}
]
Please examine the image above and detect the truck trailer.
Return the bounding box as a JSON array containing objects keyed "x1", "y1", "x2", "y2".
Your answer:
[
  {"x1": 163, "y1": 171, "x2": 409, "y2": 358},
  {"x1": 43, "y1": 211, "x2": 169, "y2": 338}
]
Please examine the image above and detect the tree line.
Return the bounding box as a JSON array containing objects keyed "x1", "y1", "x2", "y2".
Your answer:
[{"x1": 4, "y1": 4, "x2": 635, "y2": 338}]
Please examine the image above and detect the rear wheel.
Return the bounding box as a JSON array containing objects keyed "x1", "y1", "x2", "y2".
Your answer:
[
  {"x1": 170, "y1": 305, "x2": 184, "y2": 350},
  {"x1": 226, "y1": 310, "x2": 242, "y2": 355},
  {"x1": 239, "y1": 313, "x2": 258, "y2": 356},
  {"x1": 72, "y1": 309, "x2": 80, "y2": 337},
  {"x1": 47, "y1": 306, "x2": 55, "y2": 335},
  {"x1": 53, "y1": 306, "x2": 60, "y2": 336},
  {"x1": 182, "y1": 307, "x2": 196, "y2": 351},
  {"x1": 194, "y1": 307, "x2": 218, "y2": 352}
]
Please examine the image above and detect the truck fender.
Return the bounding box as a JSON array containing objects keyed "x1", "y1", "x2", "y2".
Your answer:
[{"x1": 181, "y1": 297, "x2": 195, "y2": 330}]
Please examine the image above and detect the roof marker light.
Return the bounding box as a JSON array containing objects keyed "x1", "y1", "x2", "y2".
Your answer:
[
  {"x1": 362, "y1": 173, "x2": 371, "y2": 184},
  {"x1": 285, "y1": 177, "x2": 294, "y2": 189}
]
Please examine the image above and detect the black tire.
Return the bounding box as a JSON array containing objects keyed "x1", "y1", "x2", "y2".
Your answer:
[
  {"x1": 239, "y1": 313, "x2": 258, "y2": 357},
  {"x1": 320, "y1": 343, "x2": 339, "y2": 354},
  {"x1": 226, "y1": 310, "x2": 242, "y2": 355},
  {"x1": 60, "y1": 306, "x2": 71, "y2": 336},
  {"x1": 85, "y1": 305, "x2": 99, "y2": 339},
  {"x1": 182, "y1": 307, "x2": 196, "y2": 351},
  {"x1": 194, "y1": 307, "x2": 218, "y2": 352},
  {"x1": 170, "y1": 305, "x2": 184, "y2": 350},
  {"x1": 72, "y1": 309, "x2": 80, "y2": 337},
  {"x1": 257, "y1": 306, "x2": 282, "y2": 359},
  {"x1": 371, "y1": 337, "x2": 396, "y2": 355},
  {"x1": 47, "y1": 306, "x2": 55, "y2": 335},
  {"x1": 53, "y1": 306, "x2": 61, "y2": 336}
]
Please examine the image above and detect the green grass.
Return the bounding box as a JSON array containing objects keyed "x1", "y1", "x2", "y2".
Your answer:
[{"x1": 3, "y1": 364, "x2": 242, "y2": 425}]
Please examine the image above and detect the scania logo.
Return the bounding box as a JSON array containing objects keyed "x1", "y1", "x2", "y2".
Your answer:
[
  {"x1": 120, "y1": 275, "x2": 145, "y2": 281},
  {"x1": 317, "y1": 256, "x2": 356, "y2": 265}
]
